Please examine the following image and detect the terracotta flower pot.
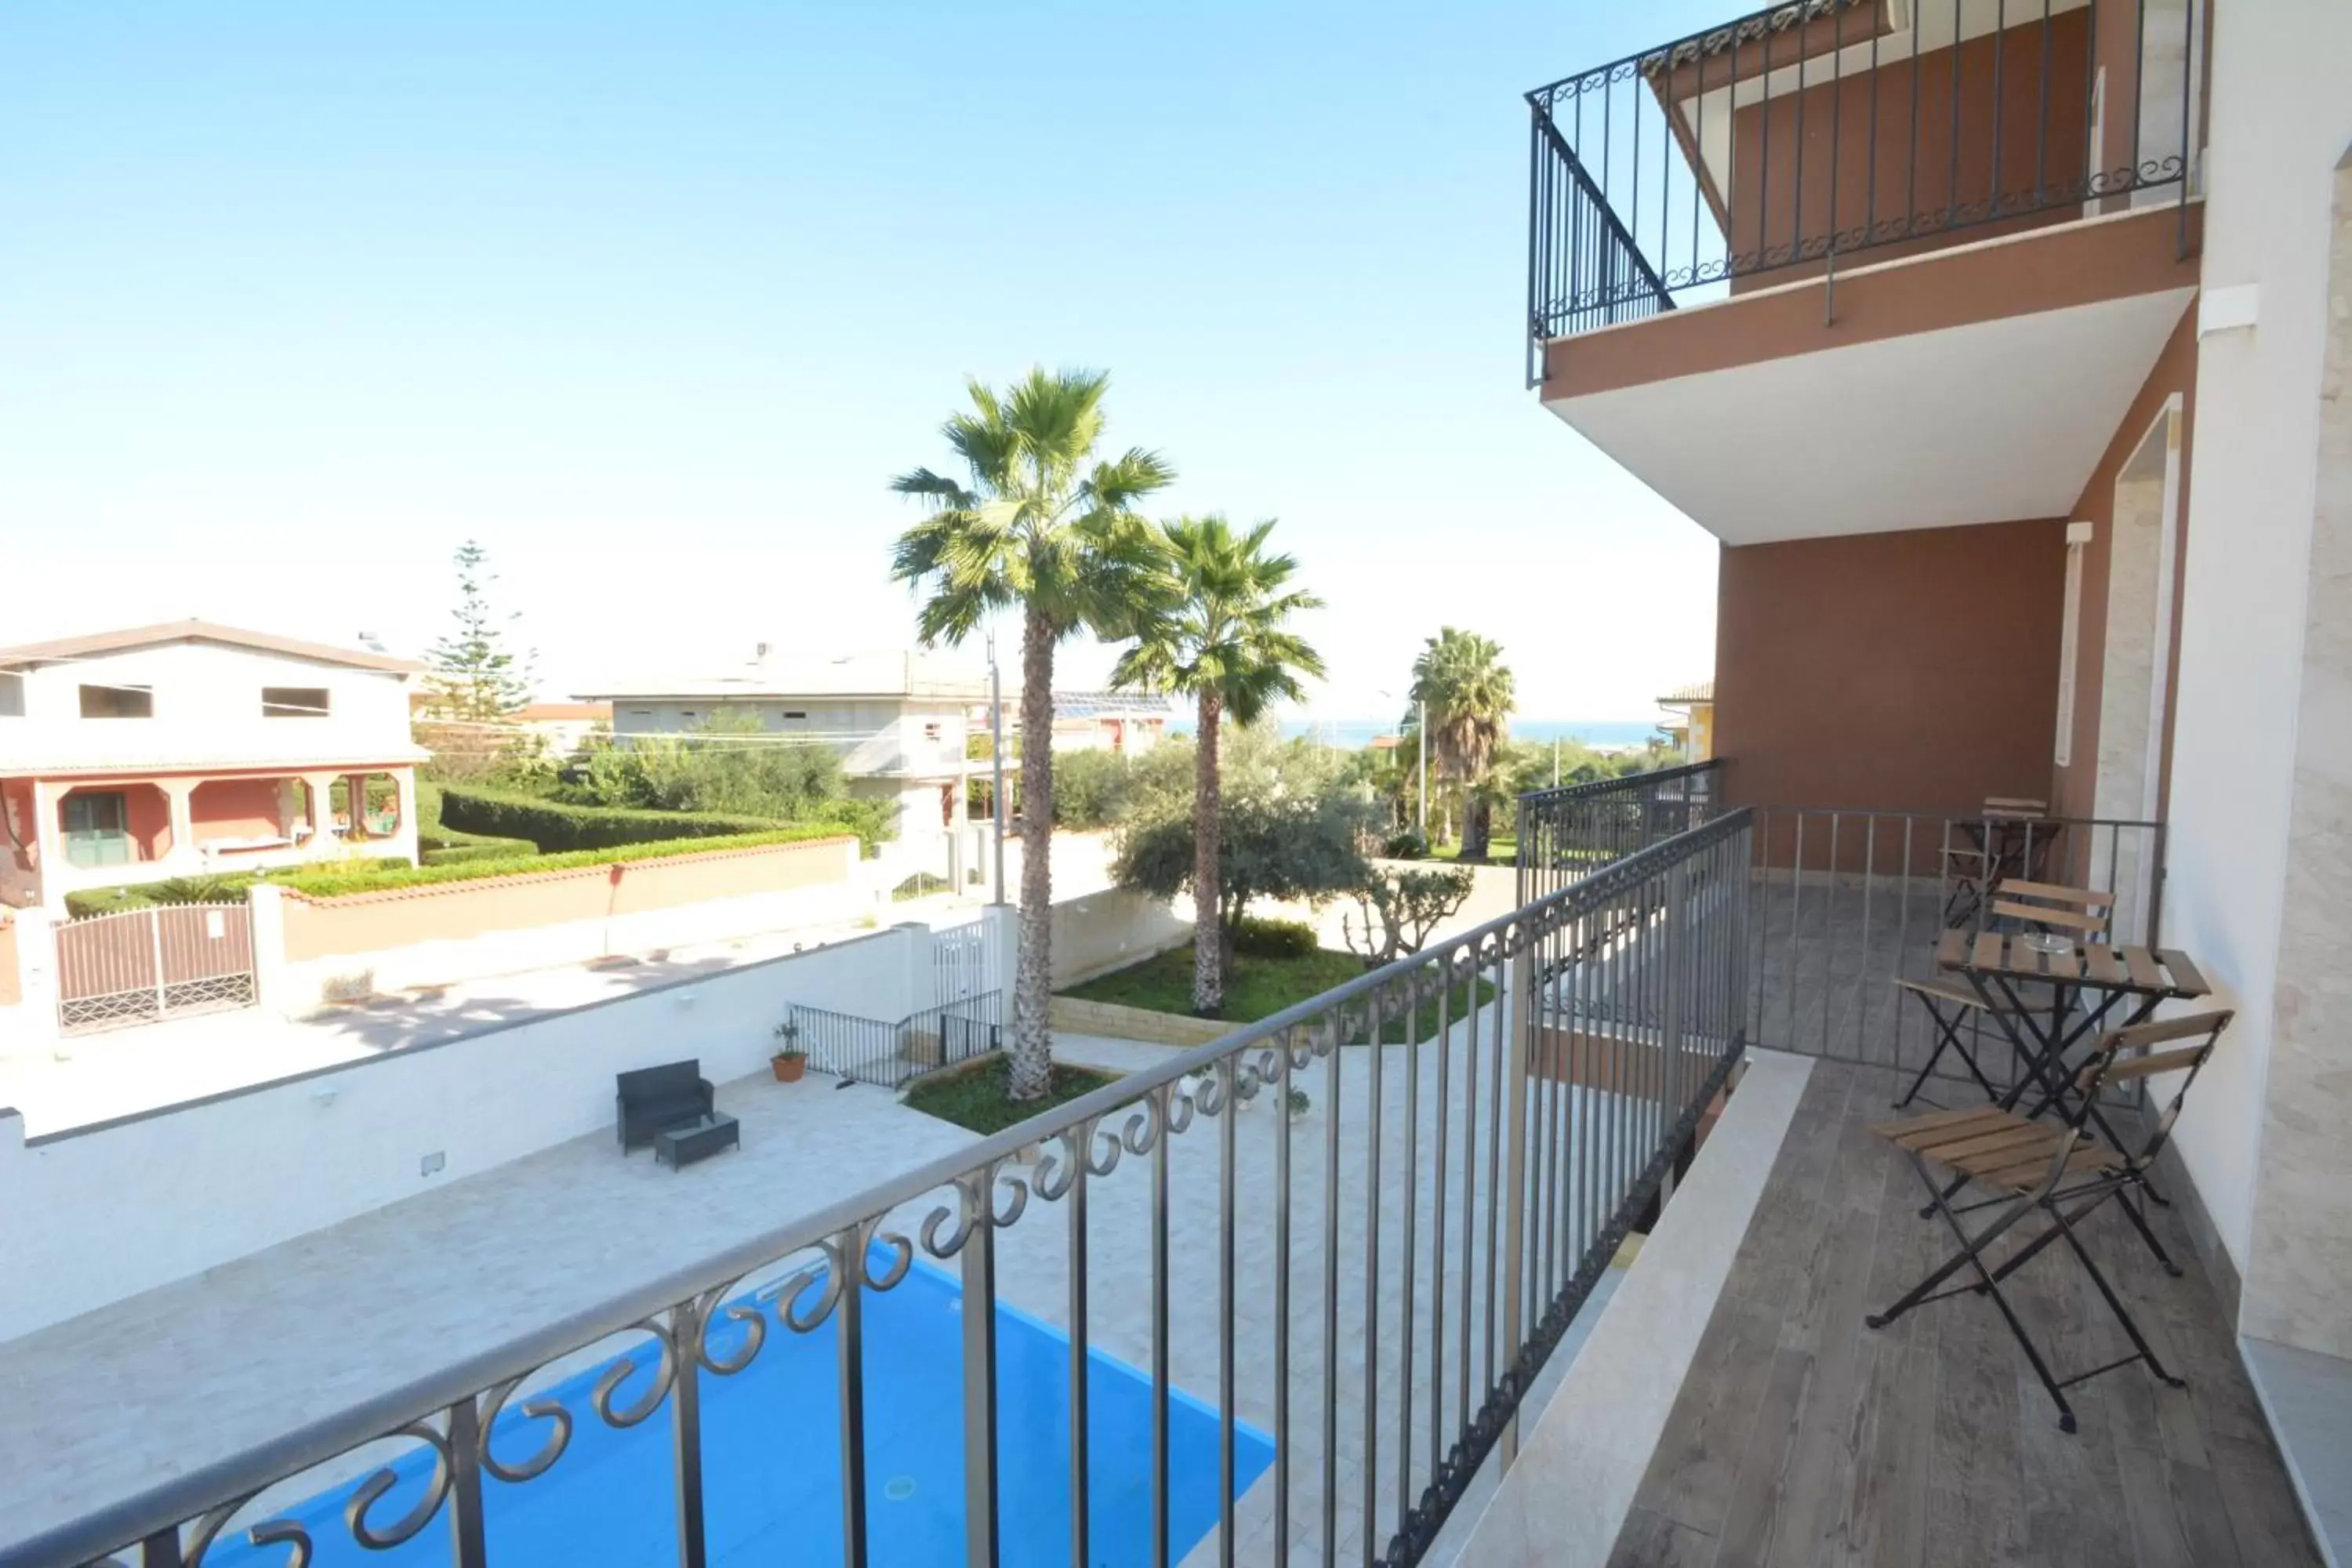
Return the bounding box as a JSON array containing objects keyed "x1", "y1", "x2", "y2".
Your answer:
[{"x1": 771, "y1": 1053, "x2": 808, "y2": 1083}]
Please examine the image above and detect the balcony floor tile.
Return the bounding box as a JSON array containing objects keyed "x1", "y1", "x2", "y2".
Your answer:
[{"x1": 1603, "y1": 1060, "x2": 2321, "y2": 1568}]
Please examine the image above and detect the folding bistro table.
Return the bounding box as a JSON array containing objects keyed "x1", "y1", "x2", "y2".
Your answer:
[
  {"x1": 1935, "y1": 927, "x2": 2211, "y2": 1265},
  {"x1": 1936, "y1": 927, "x2": 2210, "y2": 1118}
]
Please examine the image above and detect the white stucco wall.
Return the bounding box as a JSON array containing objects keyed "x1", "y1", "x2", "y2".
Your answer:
[
  {"x1": 2159, "y1": 2, "x2": 2352, "y2": 1278},
  {"x1": 0, "y1": 641, "x2": 415, "y2": 767},
  {"x1": 0, "y1": 927, "x2": 925, "y2": 1342}
]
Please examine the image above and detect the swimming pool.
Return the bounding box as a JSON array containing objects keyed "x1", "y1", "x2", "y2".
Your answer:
[{"x1": 209, "y1": 1256, "x2": 1273, "y2": 1565}]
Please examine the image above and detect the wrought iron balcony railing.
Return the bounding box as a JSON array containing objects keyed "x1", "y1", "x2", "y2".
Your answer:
[
  {"x1": 1525, "y1": 0, "x2": 2200, "y2": 379},
  {"x1": 1516, "y1": 760, "x2": 1723, "y2": 906},
  {"x1": 13, "y1": 811, "x2": 1755, "y2": 1568}
]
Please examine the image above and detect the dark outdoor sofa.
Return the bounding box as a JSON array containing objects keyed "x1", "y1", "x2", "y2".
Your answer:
[{"x1": 616, "y1": 1059, "x2": 717, "y2": 1151}]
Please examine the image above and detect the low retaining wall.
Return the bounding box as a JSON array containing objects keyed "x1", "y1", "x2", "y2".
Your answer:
[
  {"x1": 1047, "y1": 886, "x2": 1192, "y2": 988},
  {"x1": 1048, "y1": 994, "x2": 1230, "y2": 1048},
  {"x1": 0, "y1": 921, "x2": 929, "y2": 1344},
  {"x1": 269, "y1": 837, "x2": 861, "y2": 1010}
]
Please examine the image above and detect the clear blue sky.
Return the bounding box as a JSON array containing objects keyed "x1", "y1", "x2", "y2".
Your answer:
[{"x1": 0, "y1": 2, "x2": 1728, "y2": 724}]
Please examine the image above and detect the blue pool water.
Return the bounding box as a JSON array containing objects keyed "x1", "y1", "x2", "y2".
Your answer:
[{"x1": 211, "y1": 1257, "x2": 1273, "y2": 1566}]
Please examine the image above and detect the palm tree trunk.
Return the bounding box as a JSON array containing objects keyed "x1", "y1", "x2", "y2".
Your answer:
[
  {"x1": 1462, "y1": 794, "x2": 1491, "y2": 862},
  {"x1": 1192, "y1": 688, "x2": 1224, "y2": 1016},
  {"x1": 1010, "y1": 607, "x2": 1058, "y2": 1101}
]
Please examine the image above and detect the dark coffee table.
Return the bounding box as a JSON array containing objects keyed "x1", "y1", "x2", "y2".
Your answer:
[{"x1": 654, "y1": 1112, "x2": 740, "y2": 1170}]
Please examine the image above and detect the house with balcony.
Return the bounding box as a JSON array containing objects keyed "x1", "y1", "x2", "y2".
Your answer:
[
  {"x1": 0, "y1": 621, "x2": 426, "y2": 914},
  {"x1": 1655, "y1": 679, "x2": 1715, "y2": 761},
  {"x1": 1025, "y1": 689, "x2": 1178, "y2": 755},
  {"x1": 6, "y1": 5, "x2": 2350, "y2": 1568},
  {"x1": 575, "y1": 648, "x2": 985, "y2": 844},
  {"x1": 1512, "y1": 0, "x2": 2351, "y2": 1558}
]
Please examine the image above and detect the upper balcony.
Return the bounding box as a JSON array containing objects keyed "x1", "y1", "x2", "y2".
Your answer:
[{"x1": 1525, "y1": 0, "x2": 2208, "y2": 543}]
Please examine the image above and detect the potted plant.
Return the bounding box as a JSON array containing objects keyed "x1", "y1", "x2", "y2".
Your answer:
[
  {"x1": 1287, "y1": 1087, "x2": 1311, "y2": 1124},
  {"x1": 771, "y1": 1014, "x2": 808, "y2": 1083}
]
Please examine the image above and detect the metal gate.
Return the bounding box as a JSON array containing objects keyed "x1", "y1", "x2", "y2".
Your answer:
[
  {"x1": 56, "y1": 902, "x2": 257, "y2": 1032},
  {"x1": 931, "y1": 915, "x2": 996, "y2": 1007}
]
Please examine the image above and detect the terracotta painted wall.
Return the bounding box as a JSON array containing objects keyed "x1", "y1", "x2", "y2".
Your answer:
[
  {"x1": 1726, "y1": 13, "x2": 2092, "y2": 291},
  {"x1": 0, "y1": 915, "x2": 20, "y2": 1007},
  {"x1": 106, "y1": 785, "x2": 173, "y2": 860},
  {"x1": 1713, "y1": 517, "x2": 2067, "y2": 818},
  {"x1": 281, "y1": 837, "x2": 858, "y2": 961},
  {"x1": 2053, "y1": 311, "x2": 2199, "y2": 823},
  {"x1": 605, "y1": 837, "x2": 853, "y2": 916},
  {"x1": 190, "y1": 778, "x2": 288, "y2": 842}
]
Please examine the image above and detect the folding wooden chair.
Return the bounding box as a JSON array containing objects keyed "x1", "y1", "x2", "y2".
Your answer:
[
  {"x1": 1991, "y1": 878, "x2": 2114, "y2": 943},
  {"x1": 1940, "y1": 798, "x2": 2056, "y2": 927},
  {"x1": 1864, "y1": 1009, "x2": 2232, "y2": 1432},
  {"x1": 1889, "y1": 975, "x2": 2020, "y2": 1108}
]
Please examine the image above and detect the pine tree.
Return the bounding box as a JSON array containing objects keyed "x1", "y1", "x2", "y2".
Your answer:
[{"x1": 423, "y1": 540, "x2": 537, "y2": 721}]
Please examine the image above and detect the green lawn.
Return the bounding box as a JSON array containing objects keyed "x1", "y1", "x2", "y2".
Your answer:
[
  {"x1": 1060, "y1": 944, "x2": 1495, "y2": 1044},
  {"x1": 1427, "y1": 835, "x2": 1517, "y2": 865},
  {"x1": 902, "y1": 1056, "x2": 1121, "y2": 1135}
]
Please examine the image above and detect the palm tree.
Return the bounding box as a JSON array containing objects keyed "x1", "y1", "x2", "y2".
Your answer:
[
  {"x1": 1113, "y1": 516, "x2": 1324, "y2": 1016},
  {"x1": 1407, "y1": 628, "x2": 1516, "y2": 861},
  {"x1": 891, "y1": 368, "x2": 1173, "y2": 1100}
]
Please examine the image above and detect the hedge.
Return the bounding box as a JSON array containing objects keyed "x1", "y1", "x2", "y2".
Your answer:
[
  {"x1": 436, "y1": 786, "x2": 868, "y2": 854},
  {"x1": 418, "y1": 827, "x2": 536, "y2": 865},
  {"x1": 64, "y1": 825, "x2": 855, "y2": 908},
  {"x1": 420, "y1": 842, "x2": 532, "y2": 866},
  {"x1": 65, "y1": 873, "x2": 269, "y2": 918},
  {"x1": 271, "y1": 825, "x2": 855, "y2": 898}
]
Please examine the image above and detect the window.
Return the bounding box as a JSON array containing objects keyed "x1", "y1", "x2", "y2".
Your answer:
[
  {"x1": 262, "y1": 686, "x2": 331, "y2": 718},
  {"x1": 0, "y1": 672, "x2": 20, "y2": 717},
  {"x1": 79, "y1": 684, "x2": 153, "y2": 718},
  {"x1": 62, "y1": 791, "x2": 131, "y2": 868}
]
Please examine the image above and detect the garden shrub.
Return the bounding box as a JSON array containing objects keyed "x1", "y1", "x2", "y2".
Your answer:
[
  {"x1": 437, "y1": 786, "x2": 883, "y2": 853},
  {"x1": 65, "y1": 826, "x2": 857, "y2": 907},
  {"x1": 274, "y1": 825, "x2": 854, "y2": 897},
  {"x1": 1051, "y1": 748, "x2": 1134, "y2": 829},
  {"x1": 420, "y1": 842, "x2": 534, "y2": 866},
  {"x1": 65, "y1": 873, "x2": 267, "y2": 917},
  {"x1": 1381, "y1": 827, "x2": 1428, "y2": 860},
  {"x1": 1232, "y1": 915, "x2": 1319, "y2": 960}
]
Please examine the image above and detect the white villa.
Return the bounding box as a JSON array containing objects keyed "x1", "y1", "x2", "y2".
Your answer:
[
  {"x1": 0, "y1": 621, "x2": 426, "y2": 913},
  {"x1": 575, "y1": 648, "x2": 985, "y2": 844}
]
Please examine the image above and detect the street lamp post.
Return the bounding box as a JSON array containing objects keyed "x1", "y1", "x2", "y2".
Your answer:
[
  {"x1": 1381, "y1": 688, "x2": 1429, "y2": 837},
  {"x1": 1417, "y1": 698, "x2": 1428, "y2": 835}
]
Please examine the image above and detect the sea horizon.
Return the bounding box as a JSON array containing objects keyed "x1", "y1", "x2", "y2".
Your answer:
[{"x1": 1163, "y1": 717, "x2": 1666, "y2": 749}]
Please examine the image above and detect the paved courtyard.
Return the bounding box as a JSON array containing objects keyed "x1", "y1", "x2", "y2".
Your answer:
[{"x1": 0, "y1": 1014, "x2": 1636, "y2": 1566}]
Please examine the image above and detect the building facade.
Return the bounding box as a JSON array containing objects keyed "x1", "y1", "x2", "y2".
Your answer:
[
  {"x1": 1530, "y1": 0, "x2": 2351, "y2": 1544},
  {"x1": 576, "y1": 648, "x2": 983, "y2": 844},
  {"x1": 504, "y1": 700, "x2": 610, "y2": 759},
  {"x1": 0, "y1": 622, "x2": 426, "y2": 913},
  {"x1": 1655, "y1": 680, "x2": 1715, "y2": 762}
]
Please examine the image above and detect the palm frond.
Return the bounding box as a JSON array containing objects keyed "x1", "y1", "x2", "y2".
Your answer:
[
  {"x1": 1080, "y1": 447, "x2": 1177, "y2": 514},
  {"x1": 889, "y1": 466, "x2": 978, "y2": 510}
]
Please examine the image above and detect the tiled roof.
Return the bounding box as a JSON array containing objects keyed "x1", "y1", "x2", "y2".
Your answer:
[{"x1": 1657, "y1": 680, "x2": 1715, "y2": 705}]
